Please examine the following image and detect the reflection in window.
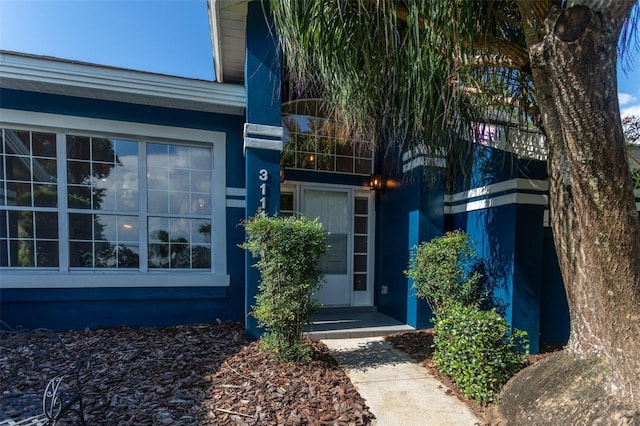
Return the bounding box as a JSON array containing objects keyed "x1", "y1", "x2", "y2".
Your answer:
[
  {"x1": 146, "y1": 142, "x2": 212, "y2": 270},
  {"x1": 1, "y1": 129, "x2": 57, "y2": 207},
  {"x1": 0, "y1": 129, "x2": 58, "y2": 267},
  {"x1": 148, "y1": 217, "x2": 211, "y2": 269},
  {"x1": 147, "y1": 143, "x2": 211, "y2": 215},
  {"x1": 281, "y1": 113, "x2": 373, "y2": 175},
  {"x1": 69, "y1": 213, "x2": 139, "y2": 268},
  {"x1": 2, "y1": 128, "x2": 215, "y2": 272},
  {"x1": 67, "y1": 136, "x2": 138, "y2": 211}
]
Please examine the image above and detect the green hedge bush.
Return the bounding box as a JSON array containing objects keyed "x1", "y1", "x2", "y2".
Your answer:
[
  {"x1": 405, "y1": 230, "x2": 485, "y2": 312},
  {"x1": 406, "y1": 230, "x2": 529, "y2": 402},
  {"x1": 242, "y1": 213, "x2": 328, "y2": 362},
  {"x1": 432, "y1": 304, "x2": 528, "y2": 403}
]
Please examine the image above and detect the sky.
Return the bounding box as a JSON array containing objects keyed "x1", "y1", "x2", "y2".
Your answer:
[
  {"x1": 0, "y1": 0, "x2": 215, "y2": 81},
  {"x1": 0, "y1": 0, "x2": 639, "y2": 118}
]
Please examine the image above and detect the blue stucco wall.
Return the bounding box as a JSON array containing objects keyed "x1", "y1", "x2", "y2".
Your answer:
[
  {"x1": 243, "y1": 0, "x2": 282, "y2": 340},
  {"x1": 540, "y1": 228, "x2": 570, "y2": 345},
  {"x1": 376, "y1": 153, "x2": 444, "y2": 328},
  {"x1": 0, "y1": 287, "x2": 237, "y2": 330},
  {"x1": 449, "y1": 206, "x2": 516, "y2": 320},
  {"x1": 446, "y1": 144, "x2": 554, "y2": 353},
  {"x1": 376, "y1": 173, "x2": 418, "y2": 323},
  {"x1": 0, "y1": 89, "x2": 247, "y2": 330}
]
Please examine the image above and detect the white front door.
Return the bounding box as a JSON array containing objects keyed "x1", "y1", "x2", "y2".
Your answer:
[{"x1": 302, "y1": 188, "x2": 351, "y2": 306}]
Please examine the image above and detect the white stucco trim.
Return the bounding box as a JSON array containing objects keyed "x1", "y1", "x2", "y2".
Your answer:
[
  {"x1": 208, "y1": 0, "x2": 224, "y2": 83},
  {"x1": 444, "y1": 178, "x2": 549, "y2": 203},
  {"x1": 226, "y1": 187, "x2": 246, "y2": 197},
  {"x1": 226, "y1": 199, "x2": 246, "y2": 208},
  {"x1": 243, "y1": 123, "x2": 283, "y2": 139},
  {"x1": 0, "y1": 109, "x2": 225, "y2": 144},
  {"x1": 0, "y1": 272, "x2": 230, "y2": 289},
  {"x1": 243, "y1": 123, "x2": 284, "y2": 153},
  {"x1": 0, "y1": 51, "x2": 245, "y2": 114},
  {"x1": 243, "y1": 137, "x2": 283, "y2": 152},
  {"x1": 444, "y1": 192, "x2": 549, "y2": 214},
  {"x1": 402, "y1": 145, "x2": 446, "y2": 172},
  {"x1": 402, "y1": 156, "x2": 446, "y2": 172}
]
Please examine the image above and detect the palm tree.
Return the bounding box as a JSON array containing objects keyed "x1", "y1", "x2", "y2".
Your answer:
[{"x1": 271, "y1": 0, "x2": 640, "y2": 420}]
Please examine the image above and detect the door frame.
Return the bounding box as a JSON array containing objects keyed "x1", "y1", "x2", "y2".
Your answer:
[{"x1": 280, "y1": 181, "x2": 375, "y2": 307}]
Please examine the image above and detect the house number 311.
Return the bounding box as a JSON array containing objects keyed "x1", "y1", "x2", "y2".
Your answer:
[{"x1": 258, "y1": 168, "x2": 269, "y2": 212}]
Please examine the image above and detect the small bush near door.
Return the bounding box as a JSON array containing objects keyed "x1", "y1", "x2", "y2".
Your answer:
[
  {"x1": 433, "y1": 304, "x2": 529, "y2": 403},
  {"x1": 405, "y1": 230, "x2": 485, "y2": 312},
  {"x1": 406, "y1": 230, "x2": 529, "y2": 402},
  {"x1": 242, "y1": 213, "x2": 328, "y2": 362}
]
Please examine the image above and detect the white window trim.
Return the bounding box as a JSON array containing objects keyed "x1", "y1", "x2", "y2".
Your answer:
[{"x1": 0, "y1": 109, "x2": 229, "y2": 288}]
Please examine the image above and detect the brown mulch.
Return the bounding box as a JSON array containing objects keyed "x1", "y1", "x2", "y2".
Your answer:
[
  {"x1": 1, "y1": 322, "x2": 561, "y2": 426},
  {"x1": 1, "y1": 321, "x2": 373, "y2": 425}
]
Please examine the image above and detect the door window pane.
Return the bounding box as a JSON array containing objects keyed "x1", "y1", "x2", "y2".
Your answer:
[
  {"x1": 354, "y1": 254, "x2": 367, "y2": 272},
  {"x1": 354, "y1": 274, "x2": 367, "y2": 291},
  {"x1": 280, "y1": 192, "x2": 294, "y2": 217},
  {"x1": 353, "y1": 196, "x2": 369, "y2": 291},
  {"x1": 304, "y1": 190, "x2": 348, "y2": 233},
  {"x1": 318, "y1": 234, "x2": 348, "y2": 274},
  {"x1": 354, "y1": 216, "x2": 368, "y2": 234},
  {"x1": 354, "y1": 235, "x2": 367, "y2": 253},
  {"x1": 304, "y1": 190, "x2": 349, "y2": 275}
]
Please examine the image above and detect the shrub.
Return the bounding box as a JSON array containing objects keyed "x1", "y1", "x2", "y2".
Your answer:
[
  {"x1": 432, "y1": 304, "x2": 529, "y2": 403},
  {"x1": 405, "y1": 230, "x2": 484, "y2": 312},
  {"x1": 242, "y1": 213, "x2": 328, "y2": 362}
]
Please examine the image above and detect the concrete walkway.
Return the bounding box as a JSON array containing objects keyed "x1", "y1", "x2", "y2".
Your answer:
[{"x1": 322, "y1": 336, "x2": 482, "y2": 426}]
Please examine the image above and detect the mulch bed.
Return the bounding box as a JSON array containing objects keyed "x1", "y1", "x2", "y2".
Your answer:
[
  {"x1": 1, "y1": 321, "x2": 373, "y2": 425},
  {"x1": 1, "y1": 321, "x2": 560, "y2": 425}
]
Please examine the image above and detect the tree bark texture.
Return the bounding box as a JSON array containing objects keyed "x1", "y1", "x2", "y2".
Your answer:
[{"x1": 528, "y1": 1, "x2": 640, "y2": 400}]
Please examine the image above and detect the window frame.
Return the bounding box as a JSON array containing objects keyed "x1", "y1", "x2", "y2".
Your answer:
[
  {"x1": 0, "y1": 109, "x2": 229, "y2": 288},
  {"x1": 281, "y1": 113, "x2": 374, "y2": 176}
]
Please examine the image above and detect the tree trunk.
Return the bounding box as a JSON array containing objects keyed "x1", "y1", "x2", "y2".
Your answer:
[{"x1": 530, "y1": 2, "x2": 640, "y2": 400}]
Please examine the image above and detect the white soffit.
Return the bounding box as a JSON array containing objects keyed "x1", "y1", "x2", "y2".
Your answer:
[
  {"x1": 0, "y1": 51, "x2": 246, "y2": 116},
  {"x1": 208, "y1": 0, "x2": 247, "y2": 84}
]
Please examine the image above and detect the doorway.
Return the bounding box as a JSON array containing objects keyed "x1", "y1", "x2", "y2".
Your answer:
[
  {"x1": 302, "y1": 188, "x2": 351, "y2": 306},
  {"x1": 281, "y1": 184, "x2": 374, "y2": 308}
]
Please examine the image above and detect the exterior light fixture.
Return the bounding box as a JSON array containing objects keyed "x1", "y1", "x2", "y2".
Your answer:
[{"x1": 369, "y1": 173, "x2": 383, "y2": 190}]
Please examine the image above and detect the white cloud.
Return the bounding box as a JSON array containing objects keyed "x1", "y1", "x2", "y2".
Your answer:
[
  {"x1": 619, "y1": 92, "x2": 637, "y2": 106},
  {"x1": 621, "y1": 105, "x2": 640, "y2": 119}
]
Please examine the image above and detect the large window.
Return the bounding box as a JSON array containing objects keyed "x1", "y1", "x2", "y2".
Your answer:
[
  {"x1": 281, "y1": 113, "x2": 373, "y2": 175},
  {"x1": 67, "y1": 136, "x2": 140, "y2": 269},
  {"x1": 0, "y1": 129, "x2": 58, "y2": 267},
  {"x1": 146, "y1": 143, "x2": 211, "y2": 269},
  {"x1": 1, "y1": 127, "x2": 219, "y2": 276}
]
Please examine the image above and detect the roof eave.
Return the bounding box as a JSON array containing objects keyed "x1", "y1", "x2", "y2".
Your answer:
[{"x1": 208, "y1": 0, "x2": 224, "y2": 83}]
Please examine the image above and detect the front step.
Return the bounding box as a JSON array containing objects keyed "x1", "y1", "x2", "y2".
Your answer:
[{"x1": 304, "y1": 308, "x2": 414, "y2": 340}]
